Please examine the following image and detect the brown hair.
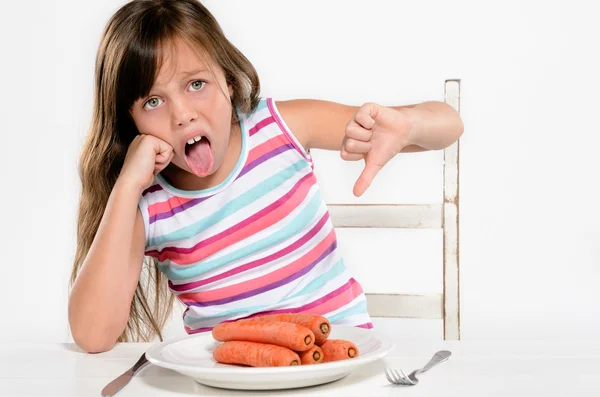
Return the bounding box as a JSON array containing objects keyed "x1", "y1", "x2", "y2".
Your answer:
[{"x1": 70, "y1": 0, "x2": 260, "y2": 342}]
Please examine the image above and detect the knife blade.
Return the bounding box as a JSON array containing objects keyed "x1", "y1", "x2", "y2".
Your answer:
[{"x1": 101, "y1": 352, "x2": 150, "y2": 396}]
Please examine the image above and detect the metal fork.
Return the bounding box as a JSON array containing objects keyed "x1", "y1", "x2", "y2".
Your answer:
[{"x1": 385, "y1": 350, "x2": 451, "y2": 386}]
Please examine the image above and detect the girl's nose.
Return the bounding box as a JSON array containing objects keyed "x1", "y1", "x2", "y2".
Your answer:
[{"x1": 173, "y1": 100, "x2": 198, "y2": 127}]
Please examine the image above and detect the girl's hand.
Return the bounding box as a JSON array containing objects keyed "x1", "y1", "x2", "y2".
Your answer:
[
  {"x1": 118, "y1": 134, "x2": 174, "y2": 193},
  {"x1": 341, "y1": 103, "x2": 413, "y2": 197}
]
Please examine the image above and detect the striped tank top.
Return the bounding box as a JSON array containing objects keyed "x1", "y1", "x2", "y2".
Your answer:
[{"x1": 138, "y1": 97, "x2": 373, "y2": 334}]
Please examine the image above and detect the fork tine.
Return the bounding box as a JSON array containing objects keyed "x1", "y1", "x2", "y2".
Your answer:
[
  {"x1": 400, "y1": 368, "x2": 415, "y2": 385},
  {"x1": 384, "y1": 369, "x2": 396, "y2": 384},
  {"x1": 387, "y1": 368, "x2": 399, "y2": 384},
  {"x1": 389, "y1": 369, "x2": 400, "y2": 383},
  {"x1": 391, "y1": 369, "x2": 407, "y2": 385},
  {"x1": 399, "y1": 368, "x2": 411, "y2": 382},
  {"x1": 394, "y1": 368, "x2": 412, "y2": 385}
]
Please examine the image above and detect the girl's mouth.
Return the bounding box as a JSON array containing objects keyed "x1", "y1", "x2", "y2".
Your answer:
[{"x1": 184, "y1": 135, "x2": 215, "y2": 177}]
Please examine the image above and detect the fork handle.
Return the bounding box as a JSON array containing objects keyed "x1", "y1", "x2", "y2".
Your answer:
[{"x1": 418, "y1": 350, "x2": 451, "y2": 374}]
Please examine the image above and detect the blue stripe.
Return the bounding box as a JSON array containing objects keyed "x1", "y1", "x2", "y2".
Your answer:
[
  {"x1": 328, "y1": 299, "x2": 369, "y2": 324},
  {"x1": 183, "y1": 305, "x2": 265, "y2": 325},
  {"x1": 286, "y1": 259, "x2": 346, "y2": 300},
  {"x1": 186, "y1": 240, "x2": 336, "y2": 307},
  {"x1": 159, "y1": 190, "x2": 324, "y2": 280},
  {"x1": 183, "y1": 247, "x2": 342, "y2": 324},
  {"x1": 149, "y1": 159, "x2": 309, "y2": 247},
  {"x1": 255, "y1": 99, "x2": 268, "y2": 112}
]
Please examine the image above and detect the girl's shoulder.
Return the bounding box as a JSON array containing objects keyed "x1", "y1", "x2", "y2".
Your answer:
[{"x1": 242, "y1": 97, "x2": 312, "y2": 163}]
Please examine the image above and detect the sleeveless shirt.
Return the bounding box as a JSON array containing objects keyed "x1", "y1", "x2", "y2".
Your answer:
[{"x1": 138, "y1": 98, "x2": 373, "y2": 334}]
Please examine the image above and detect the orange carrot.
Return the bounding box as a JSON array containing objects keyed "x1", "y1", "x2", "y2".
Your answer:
[
  {"x1": 212, "y1": 320, "x2": 315, "y2": 351},
  {"x1": 250, "y1": 313, "x2": 331, "y2": 344},
  {"x1": 320, "y1": 339, "x2": 359, "y2": 362},
  {"x1": 297, "y1": 345, "x2": 324, "y2": 365},
  {"x1": 213, "y1": 341, "x2": 300, "y2": 367}
]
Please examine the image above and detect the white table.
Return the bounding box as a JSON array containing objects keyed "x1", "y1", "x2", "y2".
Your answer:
[{"x1": 2, "y1": 320, "x2": 600, "y2": 397}]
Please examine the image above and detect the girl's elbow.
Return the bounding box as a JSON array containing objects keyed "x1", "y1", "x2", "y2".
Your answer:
[
  {"x1": 68, "y1": 308, "x2": 120, "y2": 353},
  {"x1": 71, "y1": 325, "x2": 118, "y2": 353}
]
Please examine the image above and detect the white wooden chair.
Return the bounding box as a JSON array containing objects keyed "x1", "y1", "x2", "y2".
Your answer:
[{"x1": 328, "y1": 79, "x2": 461, "y2": 340}]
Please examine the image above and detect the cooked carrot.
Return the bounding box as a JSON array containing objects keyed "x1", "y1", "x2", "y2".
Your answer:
[
  {"x1": 213, "y1": 341, "x2": 300, "y2": 367},
  {"x1": 320, "y1": 339, "x2": 359, "y2": 362},
  {"x1": 212, "y1": 320, "x2": 315, "y2": 351},
  {"x1": 297, "y1": 345, "x2": 324, "y2": 365},
  {"x1": 250, "y1": 313, "x2": 331, "y2": 344}
]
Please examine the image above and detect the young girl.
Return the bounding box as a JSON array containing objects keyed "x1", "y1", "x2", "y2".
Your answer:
[{"x1": 68, "y1": 0, "x2": 463, "y2": 353}]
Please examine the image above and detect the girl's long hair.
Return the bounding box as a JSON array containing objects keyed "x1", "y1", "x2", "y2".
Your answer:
[{"x1": 71, "y1": 0, "x2": 260, "y2": 342}]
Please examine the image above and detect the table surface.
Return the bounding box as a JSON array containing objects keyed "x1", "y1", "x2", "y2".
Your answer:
[{"x1": 2, "y1": 320, "x2": 600, "y2": 397}]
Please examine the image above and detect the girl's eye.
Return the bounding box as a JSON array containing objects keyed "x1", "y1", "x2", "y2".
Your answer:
[
  {"x1": 190, "y1": 80, "x2": 206, "y2": 92},
  {"x1": 143, "y1": 97, "x2": 163, "y2": 110}
]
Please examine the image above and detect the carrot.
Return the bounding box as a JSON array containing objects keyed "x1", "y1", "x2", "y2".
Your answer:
[
  {"x1": 212, "y1": 320, "x2": 315, "y2": 351},
  {"x1": 213, "y1": 341, "x2": 300, "y2": 367},
  {"x1": 297, "y1": 345, "x2": 324, "y2": 365},
  {"x1": 320, "y1": 339, "x2": 359, "y2": 362},
  {"x1": 250, "y1": 313, "x2": 331, "y2": 344}
]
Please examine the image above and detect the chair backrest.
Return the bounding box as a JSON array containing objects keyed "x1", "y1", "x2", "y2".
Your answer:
[{"x1": 328, "y1": 79, "x2": 461, "y2": 340}]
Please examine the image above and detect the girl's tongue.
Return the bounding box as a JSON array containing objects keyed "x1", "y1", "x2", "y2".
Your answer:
[{"x1": 184, "y1": 137, "x2": 214, "y2": 177}]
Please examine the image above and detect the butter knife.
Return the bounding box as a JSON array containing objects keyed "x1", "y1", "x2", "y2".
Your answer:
[{"x1": 101, "y1": 352, "x2": 150, "y2": 396}]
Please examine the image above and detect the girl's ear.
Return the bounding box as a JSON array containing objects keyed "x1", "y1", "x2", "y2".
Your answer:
[{"x1": 228, "y1": 84, "x2": 233, "y2": 99}]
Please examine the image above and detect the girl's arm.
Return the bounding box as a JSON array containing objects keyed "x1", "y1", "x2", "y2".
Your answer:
[
  {"x1": 68, "y1": 183, "x2": 146, "y2": 353},
  {"x1": 69, "y1": 134, "x2": 173, "y2": 353},
  {"x1": 276, "y1": 99, "x2": 464, "y2": 196},
  {"x1": 276, "y1": 99, "x2": 463, "y2": 152}
]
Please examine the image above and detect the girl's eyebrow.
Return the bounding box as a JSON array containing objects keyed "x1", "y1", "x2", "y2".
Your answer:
[
  {"x1": 152, "y1": 68, "x2": 208, "y2": 89},
  {"x1": 179, "y1": 68, "x2": 208, "y2": 78}
]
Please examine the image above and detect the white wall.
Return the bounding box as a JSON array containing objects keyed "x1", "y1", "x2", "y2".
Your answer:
[{"x1": 1, "y1": 0, "x2": 598, "y2": 343}]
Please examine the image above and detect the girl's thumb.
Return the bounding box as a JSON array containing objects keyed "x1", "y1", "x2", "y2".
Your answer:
[{"x1": 353, "y1": 163, "x2": 382, "y2": 197}]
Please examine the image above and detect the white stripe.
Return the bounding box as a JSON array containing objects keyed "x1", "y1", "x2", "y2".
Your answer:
[
  {"x1": 180, "y1": 215, "x2": 334, "y2": 292},
  {"x1": 331, "y1": 313, "x2": 372, "y2": 326},
  {"x1": 150, "y1": 163, "x2": 314, "y2": 254},
  {"x1": 142, "y1": 188, "x2": 175, "y2": 207},
  {"x1": 248, "y1": 121, "x2": 281, "y2": 147},
  {"x1": 325, "y1": 293, "x2": 368, "y2": 319},
  {"x1": 181, "y1": 256, "x2": 356, "y2": 329},
  {"x1": 157, "y1": 185, "x2": 323, "y2": 271},
  {"x1": 170, "y1": 201, "x2": 330, "y2": 288},
  {"x1": 198, "y1": 183, "x2": 322, "y2": 265},
  {"x1": 280, "y1": 247, "x2": 342, "y2": 296}
]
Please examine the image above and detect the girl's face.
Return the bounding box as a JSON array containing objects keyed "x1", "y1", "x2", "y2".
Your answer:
[{"x1": 130, "y1": 38, "x2": 234, "y2": 178}]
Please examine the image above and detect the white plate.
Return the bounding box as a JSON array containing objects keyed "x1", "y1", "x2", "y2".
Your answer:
[{"x1": 145, "y1": 325, "x2": 394, "y2": 390}]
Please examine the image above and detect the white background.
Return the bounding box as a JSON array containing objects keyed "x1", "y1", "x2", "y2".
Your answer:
[{"x1": 1, "y1": 0, "x2": 599, "y2": 343}]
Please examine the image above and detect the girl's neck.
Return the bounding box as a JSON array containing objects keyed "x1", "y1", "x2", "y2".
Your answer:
[{"x1": 161, "y1": 121, "x2": 241, "y2": 192}]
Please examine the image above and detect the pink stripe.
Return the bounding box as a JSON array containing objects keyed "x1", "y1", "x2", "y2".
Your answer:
[
  {"x1": 184, "y1": 317, "x2": 372, "y2": 335},
  {"x1": 246, "y1": 135, "x2": 289, "y2": 164},
  {"x1": 169, "y1": 212, "x2": 330, "y2": 292},
  {"x1": 185, "y1": 325, "x2": 213, "y2": 334},
  {"x1": 249, "y1": 116, "x2": 275, "y2": 136},
  {"x1": 142, "y1": 184, "x2": 163, "y2": 196},
  {"x1": 178, "y1": 229, "x2": 336, "y2": 303},
  {"x1": 188, "y1": 279, "x2": 361, "y2": 329},
  {"x1": 150, "y1": 173, "x2": 315, "y2": 264},
  {"x1": 303, "y1": 279, "x2": 365, "y2": 316},
  {"x1": 148, "y1": 196, "x2": 195, "y2": 218},
  {"x1": 242, "y1": 278, "x2": 359, "y2": 319},
  {"x1": 267, "y1": 98, "x2": 310, "y2": 161}
]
